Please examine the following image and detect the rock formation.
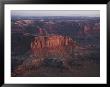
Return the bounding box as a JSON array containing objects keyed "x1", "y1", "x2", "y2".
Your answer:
[{"x1": 12, "y1": 35, "x2": 77, "y2": 76}]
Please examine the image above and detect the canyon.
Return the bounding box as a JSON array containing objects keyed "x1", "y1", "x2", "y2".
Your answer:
[{"x1": 11, "y1": 16, "x2": 100, "y2": 77}]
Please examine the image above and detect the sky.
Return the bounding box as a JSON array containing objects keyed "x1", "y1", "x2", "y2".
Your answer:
[{"x1": 11, "y1": 10, "x2": 100, "y2": 17}]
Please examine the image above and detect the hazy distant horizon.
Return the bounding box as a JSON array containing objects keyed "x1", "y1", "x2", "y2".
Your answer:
[{"x1": 11, "y1": 10, "x2": 100, "y2": 17}]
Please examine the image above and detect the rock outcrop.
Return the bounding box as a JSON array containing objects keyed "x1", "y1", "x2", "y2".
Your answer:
[
  {"x1": 31, "y1": 35, "x2": 76, "y2": 57},
  {"x1": 12, "y1": 35, "x2": 77, "y2": 76}
]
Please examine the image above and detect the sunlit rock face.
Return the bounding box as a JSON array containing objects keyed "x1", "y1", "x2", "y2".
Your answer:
[
  {"x1": 31, "y1": 35, "x2": 76, "y2": 56},
  {"x1": 30, "y1": 35, "x2": 76, "y2": 64},
  {"x1": 31, "y1": 35, "x2": 75, "y2": 49}
]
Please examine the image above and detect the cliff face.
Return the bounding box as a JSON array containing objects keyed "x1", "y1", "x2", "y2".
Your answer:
[
  {"x1": 31, "y1": 35, "x2": 75, "y2": 49},
  {"x1": 30, "y1": 35, "x2": 76, "y2": 63}
]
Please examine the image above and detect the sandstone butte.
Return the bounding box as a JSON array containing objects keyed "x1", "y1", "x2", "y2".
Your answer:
[{"x1": 12, "y1": 35, "x2": 78, "y2": 76}]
